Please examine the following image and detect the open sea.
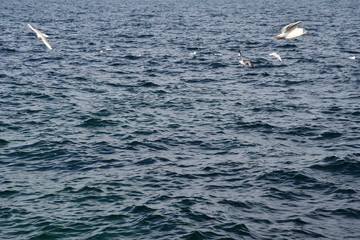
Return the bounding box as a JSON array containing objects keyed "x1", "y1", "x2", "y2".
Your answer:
[{"x1": 1, "y1": 0, "x2": 360, "y2": 239}]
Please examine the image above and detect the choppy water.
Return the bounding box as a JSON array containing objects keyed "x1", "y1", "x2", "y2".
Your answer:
[{"x1": 1, "y1": 0, "x2": 360, "y2": 239}]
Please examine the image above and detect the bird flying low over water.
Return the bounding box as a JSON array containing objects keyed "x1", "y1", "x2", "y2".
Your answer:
[
  {"x1": 238, "y1": 50, "x2": 254, "y2": 67},
  {"x1": 348, "y1": 56, "x2": 356, "y2": 60},
  {"x1": 269, "y1": 52, "x2": 282, "y2": 61},
  {"x1": 28, "y1": 24, "x2": 53, "y2": 50},
  {"x1": 276, "y1": 21, "x2": 308, "y2": 40}
]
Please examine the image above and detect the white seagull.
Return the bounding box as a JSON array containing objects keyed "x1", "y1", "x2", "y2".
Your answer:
[
  {"x1": 348, "y1": 56, "x2": 356, "y2": 60},
  {"x1": 275, "y1": 21, "x2": 309, "y2": 40},
  {"x1": 238, "y1": 50, "x2": 254, "y2": 67},
  {"x1": 28, "y1": 24, "x2": 53, "y2": 50},
  {"x1": 269, "y1": 52, "x2": 282, "y2": 62}
]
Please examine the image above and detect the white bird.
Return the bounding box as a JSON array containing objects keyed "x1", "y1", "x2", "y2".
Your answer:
[
  {"x1": 238, "y1": 50, "x2": 254, "y2": 67},
  {"x1": 275, "y1": 21, "x2": 309, "y2": 40},
  {"x1": 189, "y1": 51, "x2": 197, "y2": 55},
  {"x1": 349, "y1": 56, "x2": 356, "y2": 60},
  {"x1": 269, "y1": 52, "x2": 282, "y2": 62},
  {"x1": 28, "y1": 24, "x2": 52, "y2": 50},
  {"x1": 100, "y1": 48, "x2": 112, "y2": 54}
]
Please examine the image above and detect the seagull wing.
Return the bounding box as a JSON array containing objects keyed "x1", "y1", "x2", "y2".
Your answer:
[
  {"x1": 238, "y1": 50, "x2": 244, "y2": 62},
  {"x1": 40, "y1": 36, "x2": 53, "y2": 50},
  {"x1": 28, "y1": 24, "x2": 52, "y2": 50},
  {"x1": 281, "y1": 21, "x2": 302, "y2": 33},
  {"x1": 244, "y1": 60, "x2": 254, "y2": 68},
  {"x1": 28, "y1": 24, "x2": 42, "y2": 36},
  {"x1": 270, "y1": 52, "x2": 282, "y2": 61}
]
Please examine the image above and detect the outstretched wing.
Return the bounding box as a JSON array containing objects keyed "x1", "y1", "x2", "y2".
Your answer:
[
  {"x1": 28, "y1": 24, "x2": 52, "y2": 50},
  {"x1": 281, "y1": 21, "x2": 302, "y2": 33},
  {"x1": 28, "y1": 24, "x2": 41, "y2": 36},
  {"x1": 269, "y1": 52, "x2": 282, "y2": 61},
  {"x1": 40, "y1": 36, "x2": 53, "y2": 50},
  {"x1": 244, "y1": 60, "x2": 254, "y2": 68}
]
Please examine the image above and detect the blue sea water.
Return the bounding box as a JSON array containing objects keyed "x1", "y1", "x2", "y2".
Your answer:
[{"x1": 1, "y1": 0, "x2": 360, "y2": 239}]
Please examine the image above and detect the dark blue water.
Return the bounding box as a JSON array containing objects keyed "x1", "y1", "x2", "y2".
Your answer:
[{"x1": 1, "y1": 0, "x2": 360, "y2": 239}]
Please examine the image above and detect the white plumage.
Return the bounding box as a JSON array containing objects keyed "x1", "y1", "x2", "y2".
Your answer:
[
  {"x1": 28, "y1": 24, "x2": 53, "y2": 50},
  {"x1": 269, "y1": 52, "x2": 282, "y2": 62},
  {"x1": 276, "y1": 21, "x2": 308, "y2": 40},
  {"x1": 238, "y1": 50, "x2": 255, "y2": 67}
]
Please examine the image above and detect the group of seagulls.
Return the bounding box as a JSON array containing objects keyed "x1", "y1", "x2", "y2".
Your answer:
[
  {"x1": 237, "y1": 21, "x2": 357, "y2": 67},
  {"x1": 238, "y1": 21, "x2": 308, "y2": 68},
  {"x1": 28, "y1": 21, "x2": 357, "y2": 66}
]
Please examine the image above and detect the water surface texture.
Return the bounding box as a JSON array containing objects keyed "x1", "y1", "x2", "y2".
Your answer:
[{"x1": 1, "y1": 0, "x2": 360, "y2": 239}]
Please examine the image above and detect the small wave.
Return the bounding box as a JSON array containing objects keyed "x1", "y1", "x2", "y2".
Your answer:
[
  {"x1": 265, "y1": 187, "x2": 311, "y2": 200},
  {"x1": 92, "y1": 109, "x2": 112, "y2": 117},
  {"x1": 333, "y1": 188, "x2": 357, "y2": 194},
  {"x1": 78, "y1": 118, "x2": 118, "y2": 128},
  {"x1": 0, "y1": 73, "x2": 8, "y2": 79},
  {"x1": 125, "y1": 55, "x2": 142, "y2": 60},
  {"x1": 210, "y1": 62, "x2": 227, "y2": 68},
  {"x1": 135, "y1": 157, "x2": 157, "y2": 165},
  {"x1": 218, "y1": 199, "x2": 253, "y2": 209},
  {"x1": 0, "y1": 138, "x2": 9, "y2": 147},
  {"x1": 313, "y1": 131, "x2": 342, "y2": 140},
  {"x1": 126, "y1": 205, "x2": 155, "y2": 214},
  {"x1": 110, "y1": 62, "x2": 124, "y2": 66},
  {"x1": 310, "y1": 154, "x2": 360, "y2": 175},
  {"x1": 181, "y1": 207, "x2": 215, "y2": 222},
  {"x1": 311, "y1": 207, "x2": 360, "y2": 219},
  {"x1": 322, "y1": 106, "x2": 343, "y2": 114},
  {"x1": 277, "y1": 217, "x2": 308, "y2": 225},
  {"x1": 182, "y1": 78, "x2": 217, "y2": 83},
  {"x1": 101, "y1": 214, "x2": 127, "y2": 222},
  {"x1": 28, "y1": 232, "x2": 59, "y2": 240},
  {"x1": 257, "y1": 169, "x2": 317, "y2": 185},
  {"x1": 22, "y1": 91, "x2": 53, "y2": 100},
  {"x1": 279, "y1": 44, "x2": 297, "y2": 48},
  {"x1": 291, "y1": 229, "x2": 326, "y2": 238},
  {"x1": 183, "y1": 230, "x2": 221, "y2": 240},
  {"x1": 251, "y1": 106, "x2": 283, "y2": 113},
  {"x1": 282, "y1": 126, "x2": 318, "y2": 137},
  {"x1": 75, "y1": 186, "x2": 104, "y2": 194},
  {"x1": 126, "y1": 140, "x2": 168, "y2": 151},
  {"x1": 351, "y1": 111, "x2": 360, "y2": 116},
  {"x1": 0, "y1": 190, "x2": 18, "y2": 197},
  {"x1": 137, "y1": 34, "x2": 154, "y2": 38},
  {"x1": 0, "y1": 47, "x2": 16, "y2": 53},
  {"x1": 138, "y1": 81, "x2": 159, "y2": 87},
  {"x1": 73, "y1": 76, "x2": 88, "y2": 82},
  {"x1": 245, "y1": 40, "x2": 261, "y2": 45},
  {"x1": 216, "y1": 222, "x2": 252, "y2": 237},
  {"x1": 238, "y1": 121, "x2": 276, "y2": 132},
  {"x1": 331, "y1": 208, "x2": 360, "y2": 219}
]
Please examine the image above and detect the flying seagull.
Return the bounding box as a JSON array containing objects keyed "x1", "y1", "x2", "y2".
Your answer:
[
  {"x1": 269, "y1": 52, "x2": 282, "y2": 62},
  {"x1": 348, "y1": 56, "x2": 356, "y2": 60},
  {"x1": 238, "y1": 50, "x2": 254, "y2": 67},
  {"x1": 275, "y1": 21, "x2": 308, "y2": 40},
  {"x1": 28, "y1": 24, "x2": 53, "y2": 50}
]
